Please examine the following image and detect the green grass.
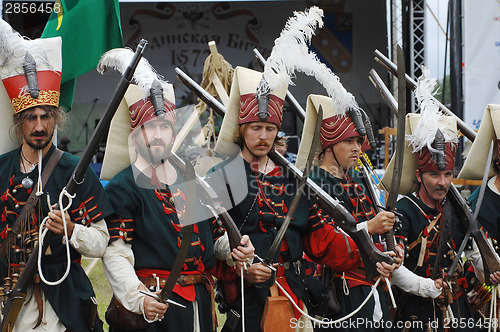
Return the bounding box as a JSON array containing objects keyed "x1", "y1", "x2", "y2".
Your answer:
[{"x1": 82, "y1": 257, "x2": 113, "y2": 331}]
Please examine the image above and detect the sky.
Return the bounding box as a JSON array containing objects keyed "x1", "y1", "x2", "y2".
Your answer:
[{"x1": 425, "y1": 0, "x2": 450, "y2": 80}]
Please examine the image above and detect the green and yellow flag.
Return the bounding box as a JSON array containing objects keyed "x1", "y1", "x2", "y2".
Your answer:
[{"x1": 41, "y1": 0, "x2": 124, "y2": 110}]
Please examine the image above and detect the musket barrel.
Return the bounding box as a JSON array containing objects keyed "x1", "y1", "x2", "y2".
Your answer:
[
  {"x1": 176, "y1": 66, "x2": 396, "y2": 280},
  {"x1": 373, "y1": 49, "x2": 476, "y2": 142},
  {"x1": 1, "y1": 40, "x2": 148, "y2": 332},
  {"x1": 368, "y1": 69, "x2": 398, "y2": 116},
  {"x1": 67, "y1": 39, "x2": 148, "y2": 195}
]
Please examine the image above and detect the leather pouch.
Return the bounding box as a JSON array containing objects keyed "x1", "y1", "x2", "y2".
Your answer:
[
  {"x1": 260, "y1": 284, "x2": 294, "y2": 332},
  {"x1": 105, "y1": 295, "x2": 148, "y2": 330}
]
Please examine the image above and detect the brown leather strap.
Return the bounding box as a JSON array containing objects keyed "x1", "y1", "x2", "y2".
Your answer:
[
  {"x1": 139, "y1": 273, "x2": 217, "y2": 330},
  {"x1": 33, "y1": 281, "x2": 43, "y2": 328},
  {"x1": 177, "y1": 274, "x2": 208, "y2": 286},
  {"x1": 269, "y1": 284, "x2": 279, "y2": 297},
  {"x1": 139, "y1": 274, "x2": 209, "y2": 288},
  {"x1": 203, "y1": 273, "x2": 216, "y2": 332},
  {"x1": 0, "y1": 148, "x2": 64, "y2": 256},
  {"x1": 407, "y1": 212, "x2": 442, "y2": 251}
]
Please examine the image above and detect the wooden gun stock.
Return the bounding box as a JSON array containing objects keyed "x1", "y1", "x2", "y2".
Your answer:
[
  {"x1": 269, "y1": 151, "x2": 395, "y2": 280},
  {"x1": 168, "y1": 153, "x2": 242, "y2": 250},
  {"x1": 1, "y1": 40, "x2": 148, "y2": 332},
  {"x1": 176, "y1": 66, "x2": 394, "y2": 281}
]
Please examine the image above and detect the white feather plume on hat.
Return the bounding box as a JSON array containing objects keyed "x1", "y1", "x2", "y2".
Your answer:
[
  {"x1": 256, "y1": 6, "x2": 359, "y2": 115},
  {"x1": 0, "y1": 19, "x2": 22, "y2": 67},
  {"x1": 0, "y1": 18, "x2": 53, "y2": 77},
  {"x1": 406, "y1": 66, "x2": 458, "y2": 154},
  {"x1": 97, "y1": 48, "x2": 173, "y2": 99}
]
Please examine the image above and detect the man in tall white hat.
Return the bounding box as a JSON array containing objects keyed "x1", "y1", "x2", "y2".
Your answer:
[
  {"x1": 296, "y1": 94, "x2": 404, "y2": 331},
  {"x1": 385, "y1": 69, "x2": 500, "y2": 330},
  {"x1": 459, "y1": 104, "x2": 500, "y2": 255},
  {"x1": 0, "y1": 20, "x2": 110, "y2": 331},
  {"x1": 99, "y1": 51, "x2": 254, "y2": 332}
]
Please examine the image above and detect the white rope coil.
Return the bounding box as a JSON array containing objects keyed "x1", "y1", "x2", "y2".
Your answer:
[
  {"x1": 385, "y1": 278, "x2": 397, "y2": 308},
  {"x1": 143, "y1": 311, "x2": 159, "y2": 324},
  {"x1": 241, "y1": 266, "x2": 245, "y2": 332},
  {"x1": 37, "y1": 187, "x2": 75, "y2": 286},
  {"x1": 489, "y1": 285, "x2": 498, "y2": 332},
  {"x1": 275, "y1": 276, "x2": 382, "y2": 325}
]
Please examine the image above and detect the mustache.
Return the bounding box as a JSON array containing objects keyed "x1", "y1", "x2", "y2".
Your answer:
[
  {"x1": 254, "y1": 140, "x2": 270, "y2": 147},
  {"x1": 30, "y1": 131, "x2": 47, "y2": 137},
  {"x1": 432, "y1": 185, "x2": 448, "y2": 192},
  {"x1": 147, "y1": 139, "x2": 166, "y2": 147}
]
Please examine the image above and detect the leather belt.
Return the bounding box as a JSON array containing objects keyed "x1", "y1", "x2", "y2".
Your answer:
[
  {"x1": 139, "y1": 274, "x2": 209, "y2": 289},
  {"x1": 139, "y1": 273, "x2": 216, "y2": 330},
  {"x1": 335, "y1": 268, "x2": 378, "y2": 286}
]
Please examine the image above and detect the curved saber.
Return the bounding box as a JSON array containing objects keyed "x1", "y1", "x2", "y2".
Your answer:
[
  {"x1": 256, "y1": 107, "x2": 323, "y2": 289},
  {"x1": 176, "y1": 67, "x2": 395, "y2": 281},
  {"x1": 447, "y1": 141, "x2": 494, "y2": 279},
  {"x1": 264, "y1": 108, "x2": 322, "y2": 265},
  {"x1": 383, "y1": 45, "x2": 406, "y2": 252},
  {"x1": 159, "y1": 160, "x2": 196, "y2": 303}
]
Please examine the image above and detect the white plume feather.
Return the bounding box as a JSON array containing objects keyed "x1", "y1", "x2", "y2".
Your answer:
[
  {"x1": 97, "y1": 48, "x2": 170, "y2": 99},
  {"x1": 0, "y1": 19, "x2": 23, "y2": 67},
  {"x1": 257, "y1": 6, "x2": 358, "y2": 114},
  {"x1": 406, "y1": 66, "x2": 458, "y2": 153},
  {"x1": 0, "y1": 19, "x2": 53, "y2": 77}
]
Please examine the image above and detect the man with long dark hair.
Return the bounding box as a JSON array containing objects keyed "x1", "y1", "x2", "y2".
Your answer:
[{"x1": 0, "y1": 24, "x2": 109, "y2": 331}]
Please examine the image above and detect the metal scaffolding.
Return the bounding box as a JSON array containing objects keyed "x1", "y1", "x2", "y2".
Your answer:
[{"x1": 389, "y1": 0, "x2": 426, "y2": 113}]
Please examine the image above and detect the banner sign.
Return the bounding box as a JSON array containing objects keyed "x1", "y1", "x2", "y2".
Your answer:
[{"x1": 463, "y1": 0, "x2": 500, "y2": 130}]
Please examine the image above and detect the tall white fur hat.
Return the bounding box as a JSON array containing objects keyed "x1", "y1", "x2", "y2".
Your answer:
[
  {"x1": 459, "y1": 104, "x2": 500, "y2": 180},
  {"x1": 98, "y1": 49, "x2": 175, "y2": 180}
]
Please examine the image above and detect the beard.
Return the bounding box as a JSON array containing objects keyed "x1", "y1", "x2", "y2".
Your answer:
[
  {"x1": 25, "y1": 131, "x2": 53, "y2": 150},
  {"x1": 136, "y1": 138, "x2": 173, "y2": 165}
]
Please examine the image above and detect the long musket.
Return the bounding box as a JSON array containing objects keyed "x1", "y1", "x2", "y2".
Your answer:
[
  {"x1": 256, "y1": 107, "x2": 323, "y2": 289},
  {"x1": 175, "y1": 67, "x2": 395, "y2": 280},
  {"x1": 253, "y1": 48, "x2": 401, "y2": 252},
  {"x1": 447, "y1": 142, "x2": 495, "y2": 282},
  {"x1": 167, "y1": 153, "x2": 243, "y2": 249},
  {"x1": 373, "y1": 49, "x2": 476, "y2": 141},
  {"x1": 0, "y1": 40, "x2": 148, "y2": 332},
  {"x1": 370, "y1": 51, "x2": 500, "y2": 283}
]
